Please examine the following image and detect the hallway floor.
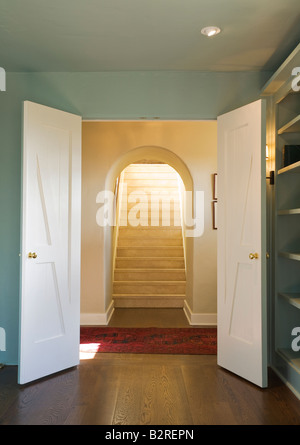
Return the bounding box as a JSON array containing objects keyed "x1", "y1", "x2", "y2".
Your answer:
[
  {"x1": 108, "y1": 307, "x2": 193, "y2": 328},
  {"x1": 1, "y1": 309, "x2": 300, "y2": 425}
]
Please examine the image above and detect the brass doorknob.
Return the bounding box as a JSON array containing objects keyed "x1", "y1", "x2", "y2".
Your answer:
[
  {"x1": 249, "y1": 253, "x2": 259, "y2": 260},
  {"x1": 28, "y1": 252, "x2": 37, "y2": 259}
]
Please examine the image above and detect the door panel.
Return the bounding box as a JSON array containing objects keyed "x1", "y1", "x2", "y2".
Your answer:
[
  {"x1": 217, "y1": 99, "x2": 267, "y2": 388},
  {"x1": 19, "y1": 101, "x2": 81, "y2": 384}
]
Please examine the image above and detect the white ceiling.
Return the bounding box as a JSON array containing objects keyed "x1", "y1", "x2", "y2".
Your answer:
[{"x1": 0, "y1": 0, "x2": 300, "y2": 72}]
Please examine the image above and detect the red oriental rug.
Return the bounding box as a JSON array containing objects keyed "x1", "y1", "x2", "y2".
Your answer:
[{"x1": 80, "y1": 327, "x2": 217, "y2": 355}]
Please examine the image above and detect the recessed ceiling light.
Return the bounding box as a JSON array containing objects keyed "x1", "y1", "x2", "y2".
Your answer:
[{"x1": 201, "y1": 26, "x2": 221, "y2": 37}]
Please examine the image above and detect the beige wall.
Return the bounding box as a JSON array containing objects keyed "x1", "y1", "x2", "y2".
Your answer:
[{"x1": 81, "y1": 120, "x2": 217, "y2": 321}]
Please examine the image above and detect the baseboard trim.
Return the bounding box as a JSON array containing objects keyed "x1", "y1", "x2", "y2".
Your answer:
[
  {"x1": 80, "y1": 300, "x2": 217, "y2": 327},
  {"x1": 80, "y1": 301, "x2": 115, "y2": 326},
  {"x1": 183, "y1": 300, "x2": 217, "y2": 326}
]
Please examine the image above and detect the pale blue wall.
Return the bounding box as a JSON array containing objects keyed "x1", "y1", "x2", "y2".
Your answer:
[{"x1": 0, "y1": 70, "x2": 271, "y2": 365}]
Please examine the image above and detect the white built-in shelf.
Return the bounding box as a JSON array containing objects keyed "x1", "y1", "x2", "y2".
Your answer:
[
  {"x1": 279, "y1": 251, "x2": 300, "y2": 261},
  {"x1": 261, "y1": 43, "x2": 300, "y2": 95},
  {"x1": 277, "y1": 348, "x2": 300, "y2": 373},
  {"x1": 279, "y1": 292, "x2": 300, "y2": 309},
  {"x1": 263, "y1": 43, "x2": 300, "y2": 398},
  {"x1": 278, "y1": 208, "x2": 300, "y2": 215},
  {"x1": 278, "y1": 114, "x2": 300, "y2": 135},
  {"x1": 278, "y1": 160, "x2": 300, "y2": 175}
]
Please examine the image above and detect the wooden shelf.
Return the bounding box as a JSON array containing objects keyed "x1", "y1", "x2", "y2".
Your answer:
[
  {"x1": 279, "y1": 251, "x2": 300, "y2": 261},
  {"x1": 278, "y1": 160, "x2": 300, "y2": 175},
  {"x1": 278, "y1": 115, "x2": 300, "y2": 135},
  {"x1": 279, "y1": 293, "x2": 300, "y2": 309},
  {"x1": 277, "y1": 348, "x2": 300, "y2": 373},
  {"x1": 278, "y1": 208, "x2": 300, "y2": 215}
]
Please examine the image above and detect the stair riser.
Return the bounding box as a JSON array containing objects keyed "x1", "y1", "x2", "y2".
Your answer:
[
  {"x1": 124, "y1": 179, "x2": 179, "y2": 187},
  {"x1": 125, "y1": 187, "x2": 179, "y2": 195},
  {"x1": 121, "y1": 210, "x2": 181, "y2": 218},
  {"x1": 120, "y1": 204, "x2": 181, "y2": 212},
  {"x1": 123, "y1": 172, "x2": 180, "y2": 180},
  {"x1": 117, "y1": 247, "x2": 184, "y2": 257},
  {"x1": 117, "y1": 238, "x2": 183, "y2": 247},
  {"x1": 121, "y1": 194, "x2": 180, "y2": 203},
  {"x1": 123, "y1": 204, "x2": 180, "y2": 212},
  {"x1": 119, "y1": 219, "x2": 182, "y2": 227},
  {"x1": 114, "y1": 270, "x2": 186, "y2": 281},
  {"x1": 118, "y1": 227, "x2": 183, "y2": 238},
  {"x1": 115, "y1": 258, "x2": 185, "y2": 269},
  {"x1": 113, "y1": 282, "x2": 186, "y2": 294}
]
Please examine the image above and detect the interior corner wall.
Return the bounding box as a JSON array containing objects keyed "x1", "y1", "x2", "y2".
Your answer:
[{"x1": 0, "y1": 69, "x2": 272, "y2": 365}]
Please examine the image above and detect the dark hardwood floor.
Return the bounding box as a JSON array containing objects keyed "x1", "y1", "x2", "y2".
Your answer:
[{"x1": 1, "y1": 309, "x2": 300, "y2": 425}]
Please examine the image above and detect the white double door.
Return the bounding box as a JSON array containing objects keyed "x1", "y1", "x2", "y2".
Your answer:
[
  {"x1": 19, "y1": 99, "x2": 267, "y2": 388},
  {"x1": 217, "y1": 99, "x2": 268, "y2": 388},
  {"x1": 19, "y1": 101, "x2": 81, "y2": 384}
]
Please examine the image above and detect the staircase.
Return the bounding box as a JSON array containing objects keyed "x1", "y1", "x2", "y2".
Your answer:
[{"x1": 113, "y1": 163, "x2": 186, "y2": 308}]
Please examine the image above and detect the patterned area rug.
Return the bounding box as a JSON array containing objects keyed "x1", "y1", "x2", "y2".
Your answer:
[{"x1": 80, "y1": 327, "x2": 217, "y2": 355}]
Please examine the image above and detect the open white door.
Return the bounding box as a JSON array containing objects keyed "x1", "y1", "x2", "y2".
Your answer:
[
  {"x1": 19, "y1": 101, "x2": 81, "y2": 384},
  {"x1": 217, "y1": 99, "x2": 268, "y2": 388}
]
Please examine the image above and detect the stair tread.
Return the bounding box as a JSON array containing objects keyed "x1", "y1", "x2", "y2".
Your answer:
[
  {"x1": 113, "y1": 280, "x2": 186, "y2": 283},
  {"x1": 116, "y1": 255, "x2": 184, "y2": 258},
  {"x1": 115, "y1": 257, "x2": 185, "y2": 261},
  {"x1": 118, "y1": 235, "x2": 182, "y2": 238},
  {"x1": 113, "y1": 294, "x2": 186, "y2": 298},
  {"x1": 115, "y1": 267, "x2": 185, "y2": 273},
  {"x1": 118, "y1": 226, "x2": 182, "y2": 230},
  {"x1": 119, "y1": 234, "x2": 181, "y2": 240},
  {"x1": 114, "y1": 268, "x2": 185, "y2": 271},
  {"x1": 117, "y1": 245, "x2": 183, "y2": 248}
]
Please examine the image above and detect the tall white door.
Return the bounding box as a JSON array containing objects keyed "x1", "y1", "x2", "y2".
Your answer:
[
  {"x1": 217, "y1": 99, "x2": 268, "y2": 388},
  {"x1": 19, "y1": 101, "x2": 81, "y2": 384}
]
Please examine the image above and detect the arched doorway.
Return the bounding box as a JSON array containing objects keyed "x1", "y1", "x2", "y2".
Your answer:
[
  {"x1": 113, "y1": 162, "x2": 186, "y2": 308},
  {"x1": 104, "y1": 146, "x2": 195, "y2": 317}
]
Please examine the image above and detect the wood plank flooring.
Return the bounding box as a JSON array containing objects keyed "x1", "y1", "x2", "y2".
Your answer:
[
  {"x1": 108, "y1": 308, "x2": 193, "y2": 327},
  {"x1": 1, "y1": 309, "x2": 300, "y2": 425}
]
